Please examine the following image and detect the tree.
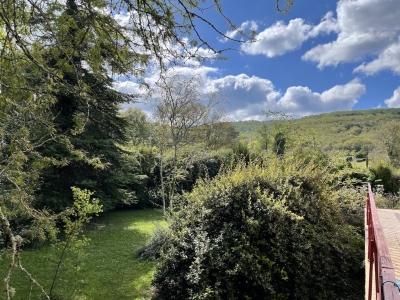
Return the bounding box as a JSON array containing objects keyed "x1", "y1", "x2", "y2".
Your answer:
[
  {"x1": 205, "y1": 121, "x2": 238, "y2": 150},
  {"x1": 152, "y1": 70, "x2": 222, "y2": 212},
  {"x1": 120, "y1": 108, "x2": 151, "y2": 146},
  {"x1": 273, "y1": 132, "x2": 286, "y2": 155},
  {"x1": 257, "y1": 121, "x2": 271, "y2": 151},
  {"x1": 261, "y1": 110, "x2": 320, "y2": 156},
  {"x1": 260, "y1": 111, "x2": 292, "y2": 155},
  {"x1": 34, "y1": 0, "x2": 136, "y2": 211},
  {"x1": 379, "y1": 120, "x2": 400, "y2": 167}
]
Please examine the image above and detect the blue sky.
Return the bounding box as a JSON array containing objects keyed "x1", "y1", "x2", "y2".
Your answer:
[{"x1": 117, "y1": 0, "x2": 400, "y2": 120}]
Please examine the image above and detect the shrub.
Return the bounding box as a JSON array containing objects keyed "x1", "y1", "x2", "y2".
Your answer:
[
  {"x1": 152, "y1": 157, "x2": 364, "y2": 300},
  {"x1": 148, "y1": 148, "x2": 234, "y2": 207},
  {"x1": 370, "y1": 163, "x2": 400, "y2": 193},
  {"x1": 355, "y1": 149, "x2": 367, "y2": 159},
  {"x1": 375, "y1": 192, "x2": 400, "y2": 209},
  {"x1": 137, "y1": 227, "x2": 169, "y2": 260},
  {"x1": 373, "y1": 185, "x2": 400, "y2": 209},
  {"x1": 233, "y1": 140, "x2": 252, "y2": 163}
]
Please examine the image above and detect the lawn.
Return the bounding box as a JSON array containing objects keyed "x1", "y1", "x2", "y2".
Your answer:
[{"x1": 0, "y1": 209, "x2": 165, "y2": 300}]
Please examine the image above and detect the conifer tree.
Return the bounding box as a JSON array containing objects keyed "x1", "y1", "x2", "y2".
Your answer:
[{"x1": 36, "y1": 0, "x2": 134, "y2": 211}]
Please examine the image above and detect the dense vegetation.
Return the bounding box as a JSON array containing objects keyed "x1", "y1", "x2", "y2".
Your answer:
[
  {"x1": 1, "y1": 0, "x2": 400, "y2": 298},
  {"x1": 5, "y1": 101, "x2": 400, "y2": 298},
  {"x1": 153, "y1": 155, "x2": 365, "y2": 299},
  {"x1": 233, "y1": 108, "x2": 400, "y2": 153}
]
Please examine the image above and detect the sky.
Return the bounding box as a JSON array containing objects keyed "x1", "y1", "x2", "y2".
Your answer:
[{"x1": 117, "y1": 0, "x2": 400, "y2": 121}]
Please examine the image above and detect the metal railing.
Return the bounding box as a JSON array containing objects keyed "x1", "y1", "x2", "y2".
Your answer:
[{"x1": 366, "y1": 183, "x2": 399, "y2": 300}]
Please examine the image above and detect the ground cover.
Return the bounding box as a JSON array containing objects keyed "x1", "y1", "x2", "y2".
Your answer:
[{"x1": 0, "y1": 209, "x2": 165, "y2": 300}]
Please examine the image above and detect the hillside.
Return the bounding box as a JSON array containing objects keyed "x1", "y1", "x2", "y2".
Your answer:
[{"x1": 232, "y1": 108, "x2": 400, "y2": 152}]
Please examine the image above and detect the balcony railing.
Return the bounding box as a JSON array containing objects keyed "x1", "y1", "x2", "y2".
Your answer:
[{"x1": 366, "y1": 183, "x2": 399, "y2": 300}]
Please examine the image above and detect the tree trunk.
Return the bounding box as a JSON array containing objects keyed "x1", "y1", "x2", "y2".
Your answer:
[
  {"x1": 159, "y1": 147, "x2": 166, "y2": 217},
  {"x1": 169, "y1": 144, "x2": 178, "y2": 210}
]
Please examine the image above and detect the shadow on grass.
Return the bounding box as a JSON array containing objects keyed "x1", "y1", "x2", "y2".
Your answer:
[
  {"x1": 70, "y1": 209, "x2": 165, "y2": 300},
  {"x1": 2, "y1": 209, "x2": 165, "y2": 300}
]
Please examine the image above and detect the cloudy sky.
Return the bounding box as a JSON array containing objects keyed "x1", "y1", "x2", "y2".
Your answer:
[{"x1": 118, "y1": 0, "x2": 400, "y2": 121}]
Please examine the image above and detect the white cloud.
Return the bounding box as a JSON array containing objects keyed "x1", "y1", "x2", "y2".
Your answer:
[
  {"x1": 210, "y1": 74, "x2": 280, "y2": 120},
  {"x1": 354, "y1": 40, "x2": 400, "y2": 75},
  {"x1": 240, "y1": 19, "x2": 312, "y2": 57},
  {"x1": 239, "y1": 12, "x2": 340, "y2": 58},
  {"x1": 385, "y1": 87, "x2": 400, "y2": 108},
  {"x1": 116, "y1": 67, "x2": 366, "y2": 120},
  {"x1": 303, "y1": 0, "x2": 400, "y2": 71},
  {"x1": 114, "y1": 66, "x2": 219, "y2": 94},
  {"x1": 336, "y1": 0, "x2": 400, "y2": 33},
  {"x1": 303, "y1": 31, "x2": 395, "y2": 68},
  {"x1": 113, "y1": 80, "x2": 144, "y2": 95},
  {"x1": 210, "y1": 74, "x2": 365, "y2": 120},
  {"x1": 308, "y1": 12, "x2": 339, "y2": 38},
  {"x1": 237, "y1": 0, "x2": 400, "y2": 73},
  {"x1": 277, "y1": 79, "x2": 365, "y2": 115},
  {"x1": 220, "y1": 21, "x2": 258, "y2": 42}
]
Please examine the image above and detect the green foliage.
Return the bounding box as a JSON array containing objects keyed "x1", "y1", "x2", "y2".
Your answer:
[
  {"x1": 205, "y1": 122, "x2": 239, "y2": 150},
  {"x1": 34, "y1": 0, "x2": 140, "y2": 211},
  {"x1": 378, "y1": 120, "x2": 400, "y2": 167},
  {"x1": 257, "y1": 121, "x2": 271, "y2": 151},
  {"x1": 373, "y1": 185, "x2": 400, "y2": 209},
  {"x1": 150, "y1": 148, "x2": 234, "y2": 207},
  {"x1": 232, "y1": 108, "x2": 400, "y2": 154},
  {"x1": 233, "y1": 139, "x2": 252, "y2": 163},
  {"x1": 355, "y1": 148, "x2": 368, "y2": 159},
  {"x1": 120, "y1": 108, "x2": 151, "y2": 146},
  {"x1": 49, "y1": 187, "x2": 102, "y2": 298},
  {"x1": 153, "y1": 157, "x2": 364, "y2": 300},
  {"x1": 273, "y1": 132, "x2": 286, "y2": 155},
  {"x1": 137, "y1": 227, "x2": 169, "y2": 260},
  {"x1": 124, "y1": 144, "x2": 158, "y2": 208},
  {"x1": 0, "y1": 0, "x2": 291, "y2": 298},
  {"x1": 370, "y1": 164, "x2": 400, "y2": 194}
]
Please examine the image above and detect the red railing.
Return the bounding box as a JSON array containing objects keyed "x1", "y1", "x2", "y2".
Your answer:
[{"x1": 367, "y1": 183, "x2": 399, "y2": 300}]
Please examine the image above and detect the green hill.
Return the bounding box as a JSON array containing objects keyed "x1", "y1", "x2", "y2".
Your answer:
[{"x1": 232, "y1": 108, "x2": 400, "y2": 152}]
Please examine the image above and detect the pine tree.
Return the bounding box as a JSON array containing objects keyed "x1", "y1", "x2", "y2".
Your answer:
[{"x1": 36, "y1": 0, "x2": 135, "y2": 211}]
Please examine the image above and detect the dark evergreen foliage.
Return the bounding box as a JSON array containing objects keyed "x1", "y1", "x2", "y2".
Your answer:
[
  {"x1": 143, "y1": 149, "x2": 234, "y2": 208},
  {"x1": 273, "y1": 132, "x2": 286, "y2": 155},
  {"x1": 36, "y1": 0, "x2": 135, "y2": 211}
]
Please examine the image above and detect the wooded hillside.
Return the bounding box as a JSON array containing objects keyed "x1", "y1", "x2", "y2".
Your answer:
[{"x1": 233, "y1": 108, "x2": 400, "y2": 153}]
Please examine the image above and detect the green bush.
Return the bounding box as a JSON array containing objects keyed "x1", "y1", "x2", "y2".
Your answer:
[
  {"x1": 137, "y1": 227, "x2": 169, "y2": 260},
  {"x1": 355, "y1": 149, "x2": 367, "y2": 159},
  {"x1": 374, "y1": 188, "x2": 400, "y2": 209},
  {"x1": 233, "y1": 140, "x2": 252, "y2": 163},
  {"x1": 152, "y1": 157, "x2": 364, "y2": 300},
  {"x1": 148, "y1": 148, "x2": 234, "y2": 207},
  {"x1": 370, "y1": 164, "x2": 400, "y2": 193}
]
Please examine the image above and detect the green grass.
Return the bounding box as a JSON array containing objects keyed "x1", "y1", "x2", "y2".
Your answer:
[{"x1": 0, "y1": 209, "x2": 166, "y2": 300}]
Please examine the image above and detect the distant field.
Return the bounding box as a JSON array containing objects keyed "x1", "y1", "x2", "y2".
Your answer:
[{"x1": 0, "y1": 209, "x2": 165, "y2": 300}]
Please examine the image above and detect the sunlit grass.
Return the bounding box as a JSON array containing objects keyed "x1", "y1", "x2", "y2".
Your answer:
[{"x1": 0, "y1": 209, "x2": 165, "y2": 300}]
